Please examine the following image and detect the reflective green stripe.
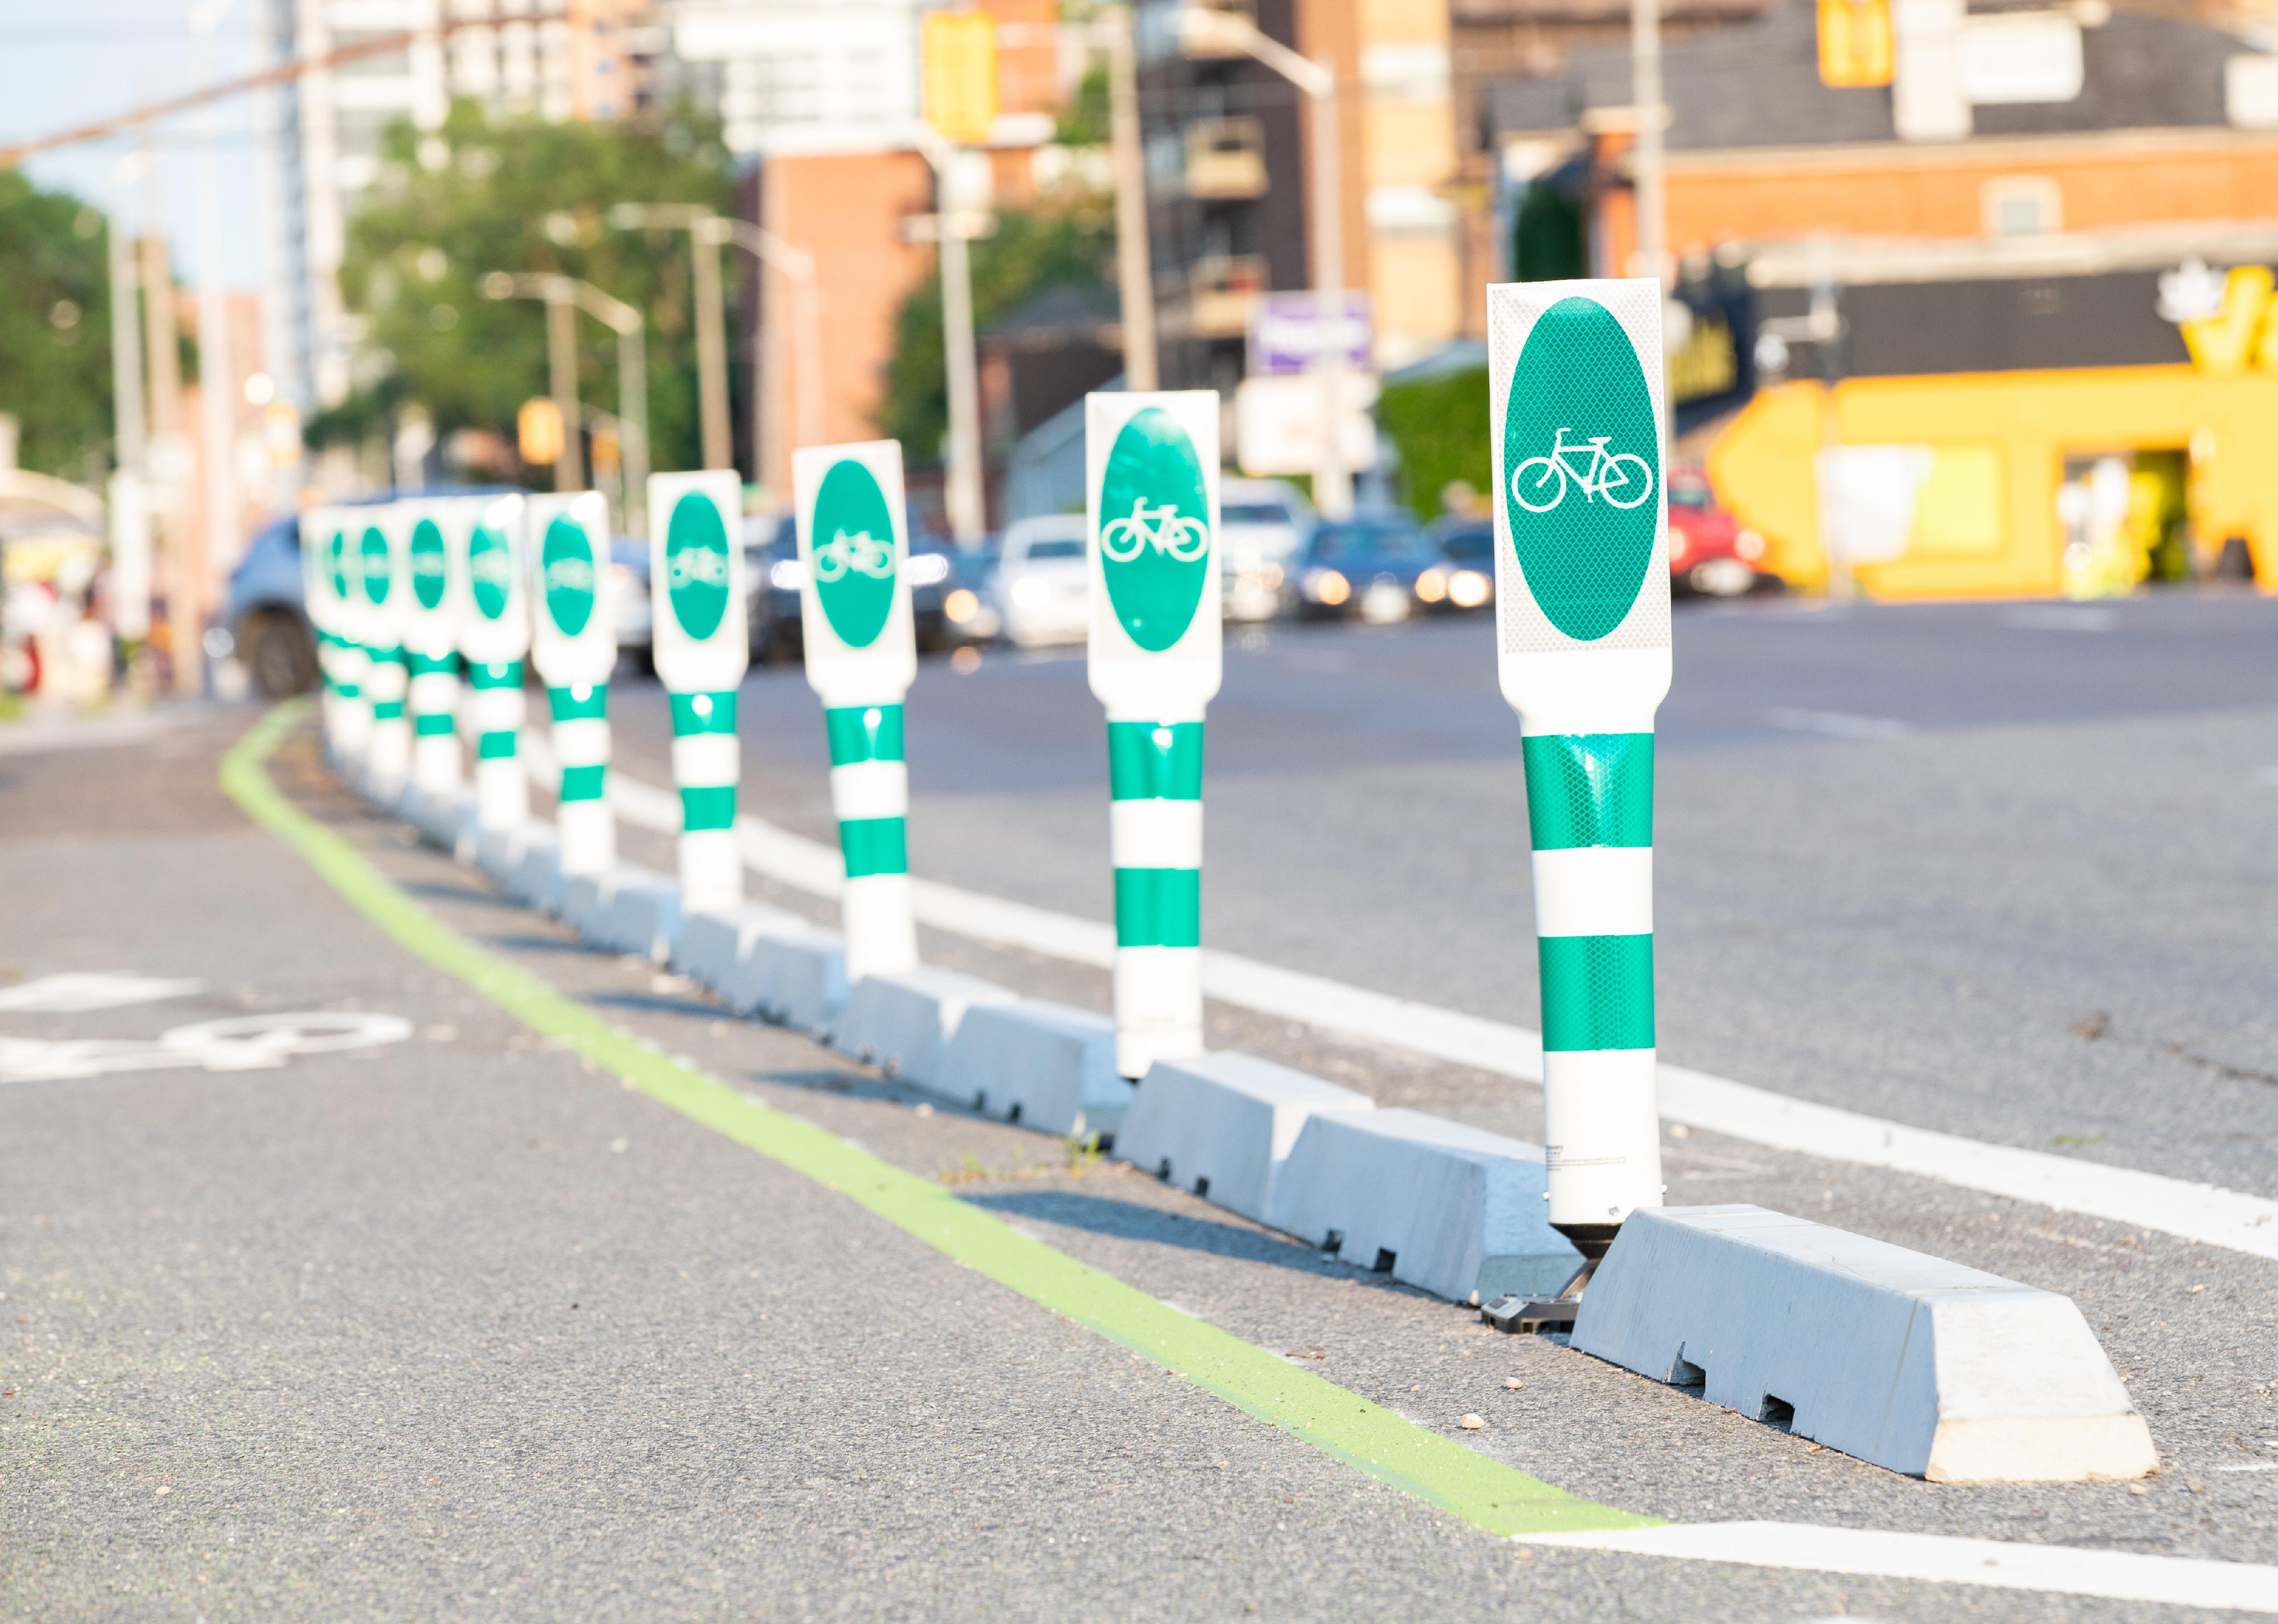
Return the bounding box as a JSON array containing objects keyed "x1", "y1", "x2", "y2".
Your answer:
[
  {"x1": 824, "y1": 703, "x2": 905, "y2": 766},
  {"x1": 1521, "y1": 733, "x2": 1653, "y2": 851},
  {"x1": 838, "y1": 815, "x2": 908, "y2": 878},
  {"x1": 1538, "y1": 933, "x2": 1654, "y2": 1052},
  {"x1": 559, "y1": 764, "x2": 607, "y2": 802},
  {"x1": 366, "y1": 644, "x2": 405, "y2": 667},
  {"x1": 467, "y1": 660, "x2": 524, "y2": 691},
  {"x1": 407, "y1": 651, "x2": 457, "y2": 676},
  {"x1": 372, "y1": 701, "x2": 405, "y2": 721},
  {"x1": 680, "y1": 785, "x2": 736, "y2": 831},
  {"x1": 670, "y1": 689, "x2": 738, "y2": 736},
  {"x1": 336, "y1": 683, "x2": 361, "y2": 700},
  {"x1": 549, "y1": 685, "x2": 608, "y2": 723},
  {"x1": 1114, "y1": 867, "x2": 1201, "y2": 948},
  {"x1": 1108, "y1": 721, "x2": 1204, "y2": 801},
  {"x1": 477, "y1": 732, "x2": 519, "y2": 760},
  {"x1": 413, "y1": 713, "x2": 455, "y2": 737}
]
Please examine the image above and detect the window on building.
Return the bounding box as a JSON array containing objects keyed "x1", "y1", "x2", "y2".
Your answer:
[{"x1": 1982, "y1": 177, "x2": 2061, "y2": 238}]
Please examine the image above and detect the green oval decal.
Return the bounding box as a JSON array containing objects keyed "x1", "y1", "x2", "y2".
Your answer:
[
  {"x1": 468, "y1": 523, "x2": 514, "y2": 622},
  {"x1": 327, "y1": 528, "x2": 351, "y2": 601},
  {"x1": 1501, "y1": 296, "x2": 1661, "y2": 642},
  {"x1": 1097, "y1": 406, "x2": 1210, "y2": 654},
  {"x1": 358, "y1": 526, "x2": 391, "y2": 606},
  {"x1": 410, "y1": 519, "x2": 448, "y2": 611},
  {"x1": 809, "y1": 460, "x2": 896, "y2": 650},
  {"x1": 665, "y1": 492, "x2": 731, "y2": 642},
  {"x1": 541, "y1": 514, "x2": 598, "y2": 638}
]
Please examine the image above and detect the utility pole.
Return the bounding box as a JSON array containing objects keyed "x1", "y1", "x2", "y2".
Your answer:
[
  {"x1": 545, "y1": 286, "x2": 584, "y2": 490},
  {"x1": 186, "y1": 0, "x2": 243, "y2": 698},
  {"x1": 938, "y1": 192, "x2": 985, "y2": 543},
  {"x1": 605, "y1": 204, "x2": 745, "y2": 476},
  {"x1": 1630, "y1": 0, "x2": 1667, "y2": 283},
  {"x1": 485, "y1": 271, "x2": 647, "y2": 531},
  {"x1": 107, "y1": 192, "x2": 152, "y2": 647},
  {"x1": 1105, "y1": 7, "x2": 1156, "y2": 391}
]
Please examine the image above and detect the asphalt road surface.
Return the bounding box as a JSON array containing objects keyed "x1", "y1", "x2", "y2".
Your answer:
[{"x1": 3, "y1": 589, "x2": 2275, "y2": 1620}]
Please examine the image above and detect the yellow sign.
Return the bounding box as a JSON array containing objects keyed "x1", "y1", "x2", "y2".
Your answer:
[
  {"x1": 517, "y1": 397, "x2": 564, "y2": 466},
  {"x1": 922, "y1": 9, "x2": 999, "y2": 145},
  {"x1": 2178, "y1": 265, "x2": 2278, "y2": 375},
  {"x1": 1817, "y1": 0, "x2": 1894, "y2": 88}
]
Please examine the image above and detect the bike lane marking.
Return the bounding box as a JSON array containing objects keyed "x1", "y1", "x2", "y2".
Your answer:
[
  {"x1": 243, "y1": 707, "x2": 2278, "y2": 1609},
  {"x1": 220, "y1": 701, "x2": 1645, "y2": 1541},
  {"x1": 537, "y1": 737, "x2": 2278, "y2": 1264}
]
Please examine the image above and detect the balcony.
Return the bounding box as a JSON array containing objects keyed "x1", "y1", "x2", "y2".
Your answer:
[
  {"x1": 1179, "y1": 0, "x2": 1258, "y2": 58},
  {"x1": 1183, "y1": 254, "x2": 1268, "y2": 338},
  {"x1": 1182, "y1": 117, "x2": 1267, "y2": 200}
]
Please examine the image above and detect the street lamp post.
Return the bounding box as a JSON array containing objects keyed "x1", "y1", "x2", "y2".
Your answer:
[
  {"x1": 908, "y1": 132, "x2": 988, "y2": 545},
  {"x1": 482, "y1": 271, "x2": 650, "y2": 533},
  {"x1": 1175, "y1": 7, "x2": 1350, "y2": 519},
  {"x1": 603, "y1": 203, "x2": 732, "y2": 472}
]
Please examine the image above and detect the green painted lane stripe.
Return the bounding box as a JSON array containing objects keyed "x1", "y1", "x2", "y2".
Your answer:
[
  {"x1": 559, "y1": 764, "x2": 607, "y2": 802},
  {"x1": 1538, "y1": 932, "x2": 1656, "y2": 1052},
  {"x1": 218, "y1": 701, "x2": 1651, "y2": 1541},
  {"x1": 1108, "y1": 720, "x2": 1204, "y2": 801},
  {"x1": 1522, "y1": 734, "x2": 1653, "y2": 851},
  {"x1": 413, "y1": 714, "x2": 455, "y2": 738},
  {"x1": 477, "y1": 732, "x2": 519, "y2": 761},
  {"x1": 670, "y1": 690, "x2": 738, "y2": 736},
  {"x1": 825, "y1": 703, "x2": 905, "y2": 766},
  {"x1": 1114, "y1": 866, "x2": 1201, "y2": 949},
  {"x1": 549, "y1": 685, "x2": 608, "y2": 723},
  {"x1": 838, "y1": 815, "x2": 907, "y2": 878},
  {"x1": 680, "y1": 784, "x2": 736, "y2": 831}
]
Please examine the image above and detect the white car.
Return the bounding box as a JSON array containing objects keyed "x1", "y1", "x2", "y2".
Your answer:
[
  {"x1": 1217, "y1": 478, "x2": 1313, "y2": 623},
  {"x1": 990, "y1": 514, "x2": 1092, "y2": 648}
]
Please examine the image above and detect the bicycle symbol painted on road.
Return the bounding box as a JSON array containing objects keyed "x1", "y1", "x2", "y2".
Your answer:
[
  {"x1": 1509, "y1": 426, "x2": 1655, "y2": 514},
  {"x1": 811, "y1": 529, "x2": 895, "y2": 584},
  {"x1": 1100, "y1": 498, "x2": 1209, "y2": 564}
]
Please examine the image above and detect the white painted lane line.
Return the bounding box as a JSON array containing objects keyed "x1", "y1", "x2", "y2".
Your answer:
[
  {"x1": 1529, "y1": 1523, "x2": 2278, "y2": 1613},
  {"x1": 1764, "y1": 708, "x2": 1912, "y2": 740},
  {"x1": 535, "y1": 741, "x2": 2278, "y2": 1262},
  {"x1": 2003, "y1": 605, "x2": 2117, "y2": 633},
  {"x1": 0, "y1": 973, "x2": 203, "y2": 1013}
]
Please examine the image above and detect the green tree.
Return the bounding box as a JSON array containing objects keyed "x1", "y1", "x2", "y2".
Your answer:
[
  {"x1": 0, "y1": 172, "x2": 118, "y2": 484},
  {"x1": 1376, "y1": 366, "x2": 1491, "y2": 521},
  {"x1": 877, "y1": 203, "x2": 1113, "y2": 462},
  {"x1": 333, "y1": 100, "x2": 732, "y2": 476}
]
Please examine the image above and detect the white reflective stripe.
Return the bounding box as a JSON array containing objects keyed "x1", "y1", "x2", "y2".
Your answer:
[
  {"x1": 467, "y1": 687, "x2": 525, "y2": 731},
  {"x1": 677, "y1": 829, "x2": 742, "y2": 914},
  {"x1": 1113, "y1": 944, "x2": 1205, "y2": 1079},
  {"x1": 1110, "y1": 799, "x2": 1204, "y2": 870},
  {"x1": 1530, "y1": 846, "x2": 1653, "y2": 938},
  {"x1": 1541, "y1": 1046, "x2": 1664, "y2": 1230},
  {"x1": 407, "y1": 671, "x2": 459, "y2": 711},
  {"x1": 841, "y1": 873, "x2": 919, "y2": 982},
  {"x1": 552, "y1": 718, "x2": 610, "y2": 766},
  {"x1": 829, "y1": 760, "x2": 909, "y2": 821},
  {"x1": 672, "y1": 733, "x2": 739, "y2": 786},
  {"x1": 362, "y1": 663, "x2": 409, "y2": 699}
]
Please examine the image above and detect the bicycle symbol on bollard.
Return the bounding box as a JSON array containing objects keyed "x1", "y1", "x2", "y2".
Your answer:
[
  {"x1": 1099, "y1": 498, "x2": 1209, "y2": 564},
  {"x1": 811, "y1": 529, "x2": 895, "y2": 583},
  {"x1": 1509, "y1": 426, "x2": 1656, "y2": 513},
  {"x1": 666, "y1": 548, "x2": 730, "y2": 590}
]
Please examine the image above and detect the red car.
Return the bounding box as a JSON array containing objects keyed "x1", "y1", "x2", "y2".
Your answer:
[{"x1": 1667, "y1": 469, "x2": 1768, "y2": 597}]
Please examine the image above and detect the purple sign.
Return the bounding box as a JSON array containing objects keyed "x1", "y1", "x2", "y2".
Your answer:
[{"x1": 1246, "y1": 292, "x2": 1374, "y2": 377}]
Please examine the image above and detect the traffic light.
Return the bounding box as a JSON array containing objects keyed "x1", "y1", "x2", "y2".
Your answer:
[
  {"x1": 922, "y1": 9, "x2": 999, "y2": 145},
  {"x1": 518, "y1": 397, "x2": 565, "y2": 466},
  {"x1": 1818, "y1": 0, "x2": 1893, "y2": 88}
]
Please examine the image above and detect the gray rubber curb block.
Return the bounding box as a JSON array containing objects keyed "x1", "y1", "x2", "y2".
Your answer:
[
  {"x1": 1265, "y1": 1108, "x2": 1582, "y2": 1305},
  {"x1": 728, "y1": 929, "x2": 849, "y2": 1033},
  {"x1": 831, "y1": 966, "x2": 1019, "y2": 1088},
  {"x1": 1570, "y1": 1205, "x2": 2160, "y2": 1482},
  {"x1": 1114, "y1": 1052, "x2": 1375, "y2": 1225},
  {"x1": 672, "y1": 903, "x2": 814, "y2": 1001},
  {"x1": 400, "y1": 786, "x2": 472, "y2": 852},
  {"x1": 560, "y1": 864, "x2": 682, "y2": 964},
  {"x1": 936, "y1": 1001, "x2": 1132, "y2": 1141},
  {"x1": 474, "y1": 821, "x2": 560, "y2": 912}
]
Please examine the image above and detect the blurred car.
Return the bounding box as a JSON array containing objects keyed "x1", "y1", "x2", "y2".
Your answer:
[
  {"x1": 1218, "y1": 478, "x2": 1313, "y2": 623},
  {"x1": 607, "y1": 536, "x2": 653, "y2": 670},
  {"x1": 990, "y1": 514, "x2": 1091, "y2": 648},
  {"x1": 221, "y1": 512, "x2": 322, "y2": 697},
  {"x1": 748, "y1": 513, "x2": 961, "y2": 661},
  {"x1": 1424, "y1": 519, "x2": 1497, "y2": 612},
  {"x1": 939, "y1": 538, "x2": 1002, "y2": 644},
  {"x1": 1290, "y1": 513, "x2": 1442, "y2": 623},
  {"x1": 1667, "y1": 470, "x2": 1768, "y2": 597}
]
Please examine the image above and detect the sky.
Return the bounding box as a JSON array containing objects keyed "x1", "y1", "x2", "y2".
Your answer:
[{"x1": 7, "y1": 1, "x2": 267, "y2": 289}]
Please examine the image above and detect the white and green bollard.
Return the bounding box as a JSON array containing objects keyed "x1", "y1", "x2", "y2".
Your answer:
[
  {"x1": 1487, "y1": 276, "x2": 1672, "y2": 1262},
  {"x1": 1085, "y1": 391, "x2": 1223, "y2": 1080},
  {"x1": 527, "y1": 492, "x2": 618, "y2": 878},
  {"x1": 403, "y1": 504, "x2": 463, "y2": 795},
  {"x1": 647, "y1": 470, "x2": 749, "y2": 915},
  {"x1": 299, "y1": 507, "x2": 345, "y2": 755},
  {"x1": 792, "y1": 440, "x2": 920, "y2": 982},
  {"x1": 357, "y1": 509, "x2": 412, "y2": 798},
  {"x1": 322, "y1": 514, "x2": 372, "y2": 765},
  {"x1": 455, "y1": 495, "x2": 532, "y2": 834}
]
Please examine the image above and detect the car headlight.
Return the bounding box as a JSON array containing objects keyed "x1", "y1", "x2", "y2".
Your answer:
[
  {"x1": 607, "y1": 562, "x2": 641, "y2": 602},
  {"x1": 944, "y1": 587, "x2": 977, "y2": 623},
  {"x1": 1305, "y1": 568, "x2": 1348, "y2": 606},
  {"x1": 768, "y1": 558, "x2": 806, "y2": 590},
  {"x1": 1735, "y1": 529, "x2": 1766, "y2": 561},
  {"x1": 1008, "y1": 574, "x2": 1051, "y2": 609},
  {"x1": 1415, "y1": 568, "x2": 1447, "y2": 603},
  {"x1": 1449, "y1": 569, "x2": 1491, "y2": 608},
  {"x1": 905, "y1": 552, "x2": 951, "y2": 586}
]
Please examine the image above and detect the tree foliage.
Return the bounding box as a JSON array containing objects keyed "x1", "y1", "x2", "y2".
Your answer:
[
  {"x1": 0, "y1": 172, "x2": 120, "y2": 484},
  {"x1": 876, "y1": 203, "x2": 1113, "y2": 462},
  {"x1": 1376, "y1": 366, "x2": 1492, "y2": 521},
  {"x1": 335, "y1": 100, "x2": 732, "y2": 475}
]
